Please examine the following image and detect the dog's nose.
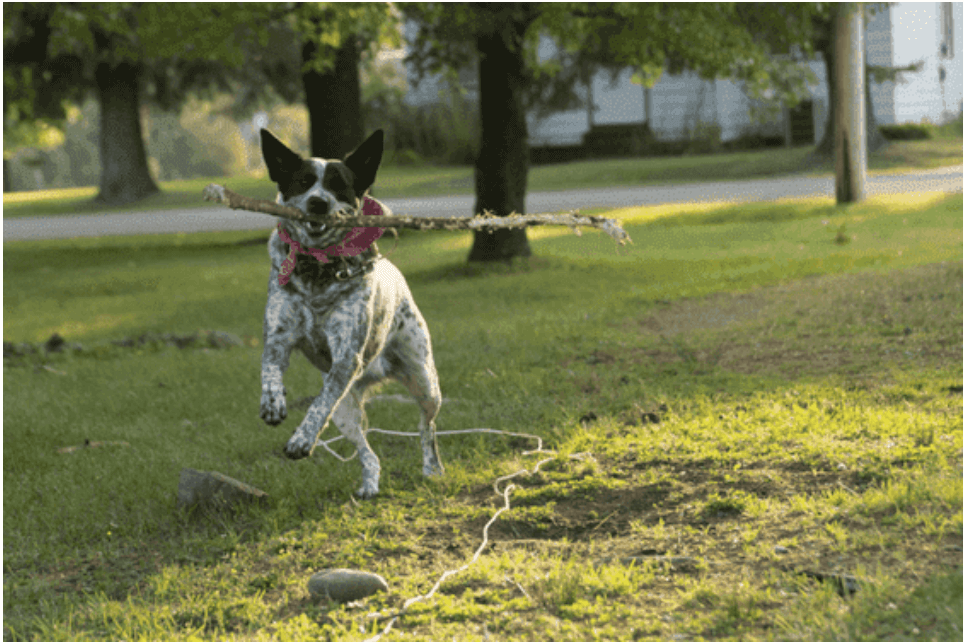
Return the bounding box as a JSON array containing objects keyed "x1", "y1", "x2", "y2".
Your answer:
[{"x1": 306, "y1": 196, "x2": 329, "y2": 217}]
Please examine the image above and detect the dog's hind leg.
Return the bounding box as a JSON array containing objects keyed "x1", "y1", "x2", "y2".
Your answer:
[
  {"x1": 330, "y1": 384, "x2": 381, "y2": 498},
  {"x1": 410, "y1": 360, "x2": 444, "y2": 479},
  {"x1": 388, "y1": 311, "x2": 444, "y2": 479}
]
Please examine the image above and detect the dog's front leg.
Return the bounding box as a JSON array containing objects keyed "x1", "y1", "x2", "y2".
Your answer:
[
  {"x1": 284, "y1": 303, "x2": 381, "y2": 496},
  {"x1": 260, "y1": 287, "x2": 302, "y2": 426}
]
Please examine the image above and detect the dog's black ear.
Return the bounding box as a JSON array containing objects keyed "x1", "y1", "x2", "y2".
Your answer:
[
  {"x1": 344, "y1": 129, "x2": 384, "y2": 195},
  {"x1": 260, "y1": 129, "x2": 303, "y2": 184}
]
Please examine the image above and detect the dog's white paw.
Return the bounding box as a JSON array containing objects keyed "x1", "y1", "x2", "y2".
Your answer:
[
  {"x1": 423, "y1": 458, "x2": 445, "y2": 478},
  {"x1": 284, "y1": 430, "x2": 314, "y2": 459},
  {"x1": 260, "y1": 384, "x2": 287, "y2": 425},
  {"x1": 355, "y1": 477, "x2": 380, "y2": 499}
]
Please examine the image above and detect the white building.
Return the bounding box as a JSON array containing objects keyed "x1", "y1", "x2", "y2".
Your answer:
[{"x1": 400, "y1": 3, "x2": 962, "y2": 150}]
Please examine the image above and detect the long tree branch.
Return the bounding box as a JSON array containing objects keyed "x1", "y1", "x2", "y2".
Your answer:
[{"x1": 203, "y1": 183, "x2": 632, "y2": 245}]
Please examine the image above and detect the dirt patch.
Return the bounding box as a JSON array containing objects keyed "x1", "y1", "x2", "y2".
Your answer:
[{"x1": 627, "y1": 262, "x2": 963, "y2": 380}]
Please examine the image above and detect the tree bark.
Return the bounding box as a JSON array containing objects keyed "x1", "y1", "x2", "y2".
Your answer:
[
  {"x1": 834, "y1": 5, "x2": 867, "y2": 204},
  {"x1": 468, "y1": 21, "x2": 532, "y2": 262},
  {"x1": 94, "y1": 62, "x2": 159, "y2": 205},
  {"x1": 815, "y1": 34, "x2": 836, "y2": 157},
  {"x1": 815, "y1": 13, "x2": 886, "y2": 157},
  {"x1": 302, "y1": 36, "x2": 363, "y2": 160}
]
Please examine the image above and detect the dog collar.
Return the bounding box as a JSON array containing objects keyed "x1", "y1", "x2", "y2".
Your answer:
[{"x1": 276, "y1": 197, "x2": 386, "y2": 286}]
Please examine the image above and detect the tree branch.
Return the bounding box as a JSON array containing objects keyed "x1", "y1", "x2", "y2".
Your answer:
[{"x1": 202, "y1": 183, "x2": 632, "y2": 245}]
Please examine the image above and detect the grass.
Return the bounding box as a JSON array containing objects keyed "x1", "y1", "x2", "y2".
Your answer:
[
  {"x1": 3, "y1": 137, "x2": 961, "y2": 218},
  {"x1": 3, "y1": 192, "x2": 962, "y2": 640}
]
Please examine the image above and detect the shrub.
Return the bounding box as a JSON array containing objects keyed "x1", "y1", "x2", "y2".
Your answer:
[{"x1": 879, "y1": 123, "x2": 934, "y2": 141}]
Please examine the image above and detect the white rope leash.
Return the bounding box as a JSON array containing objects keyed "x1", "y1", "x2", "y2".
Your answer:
[
  {"x1": 310, "y1": 424, "x2": 587, "y2": 641},
  {"x1": 314, "y1": 427, "x2": 548, "y2": 463}
]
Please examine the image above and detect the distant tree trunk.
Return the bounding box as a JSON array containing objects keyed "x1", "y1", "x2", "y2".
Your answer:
[
  {"x1": 468, "y1": 21, "x2": 532, "y2": 263},
  {"x1": 302, "y1": 36, "x2": 363, "y2": 160},
  {"x1": 834, "y1": 4, "x2": 867, "y2": 204},
  {"x1": 94, "y1": 62, "x2": 159, "y2": 205},
  {"x1": 815, "y1": 32, "x2": 836, "y2": 157},
  {"x1": 815, "y1": 13, "x2": 887, "y2": 157},
  {"x1": 3, "y1": 160, "x2": 10, "y2": 192}
]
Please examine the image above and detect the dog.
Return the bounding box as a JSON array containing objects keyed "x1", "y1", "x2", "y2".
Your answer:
[{"x1": 258, "y1": 128, "x2": 443, "y2": 498}]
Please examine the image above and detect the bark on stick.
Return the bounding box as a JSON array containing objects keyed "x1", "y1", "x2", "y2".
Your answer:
[{"x1": 202, "y1": 183, "x2": 631, "y2": 245}]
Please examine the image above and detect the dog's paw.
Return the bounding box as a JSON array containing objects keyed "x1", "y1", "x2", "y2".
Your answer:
[
  {"x1": 423, "y1": 459, "x2": 445, "y2": 478},
  {"x1": 355, "y1": 478, "x2": 380, "y2": 499},
  {"x1": 260, "y1": 384, "x2": 287, "y2": 425},
  {"x1": 283, "y1": 431, "x2": 314, "y2": 459}
]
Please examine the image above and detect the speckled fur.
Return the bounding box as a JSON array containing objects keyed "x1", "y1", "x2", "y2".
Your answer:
[{"x1": 258, "y1": 129, "x2": 443, "y2": 498}]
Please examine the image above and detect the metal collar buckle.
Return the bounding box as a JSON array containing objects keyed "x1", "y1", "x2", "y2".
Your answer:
[{"x1": 334, "y1": 254, "x2": 380, "y2": 281}]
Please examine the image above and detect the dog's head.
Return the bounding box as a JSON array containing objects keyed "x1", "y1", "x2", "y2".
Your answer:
[{"x1": 260, "y1": 128, "x2": 383, "y2": 248}]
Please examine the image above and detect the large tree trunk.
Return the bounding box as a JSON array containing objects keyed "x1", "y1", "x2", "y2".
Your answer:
[
  {"x1": 302, "y1": 36, "x2": 363, "y2": 160},
  {"x1": 834, "y1": 5, "x2": 867, "y2": 204},
  {"x1": 815, "y1": 13, "x2": 887, "y2": 158},
  {"x1": 468, "y1": 23, "x2": 532, "y2": 262},
  {"x1": 94, "y1": 62, "x2": 158, "y2": 205}
]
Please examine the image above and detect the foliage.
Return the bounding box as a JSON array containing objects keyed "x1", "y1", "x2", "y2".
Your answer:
[
  {"x1": 880, "y1": 123, "x2": 935, "y2": 141},
  {"x1": 294, "y1": 2, "x2": 402, "y2": 74},
  {"x1": 402, "y1": 3, "x2": 829, "y2": 121}
]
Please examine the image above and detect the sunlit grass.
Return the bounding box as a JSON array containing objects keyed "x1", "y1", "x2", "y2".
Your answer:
[{"x1": 3, "y1": 192, "x2": 961, "y2": 640}]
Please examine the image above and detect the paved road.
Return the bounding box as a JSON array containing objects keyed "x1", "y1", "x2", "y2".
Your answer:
[{"x1": 4, "y1": 166, "x2": 961, "y2": 241}]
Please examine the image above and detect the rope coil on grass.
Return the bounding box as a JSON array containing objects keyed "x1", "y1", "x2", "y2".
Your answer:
[{"x1": 309, "y1": 423, "x2": 588, "y2": 641}]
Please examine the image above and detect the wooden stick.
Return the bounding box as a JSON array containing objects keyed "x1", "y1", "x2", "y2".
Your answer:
[{"x1": 203, "y1": 183, "x2": 632, "y2": 245}]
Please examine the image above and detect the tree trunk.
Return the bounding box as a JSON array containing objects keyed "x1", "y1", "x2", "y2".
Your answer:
[
  {"x1": 3, "y1": 159, "x2": 11, "y2": 192},
  {"x1": 815, "y1": 38, "x2": 836, "y2": 157},
  {"x1": 834, "y1": 5, "x2": 867, "y2": 204},
  {"x1": 815, "y1": 13, "x2": 886, "y2": 157},
  {"x1": 94, "y1": 62, "x2": 158, "y2": 205},
  {"x1": 468, "y1": 23, "x2": 532, "y2": 263},
  {"x1": 302, "y1": 36, "x2": 363, "y2": 160}
]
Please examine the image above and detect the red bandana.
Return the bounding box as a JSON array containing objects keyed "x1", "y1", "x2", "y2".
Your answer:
[{"x1": 276, "y1": 196, "x2": 386, "y2": 286}]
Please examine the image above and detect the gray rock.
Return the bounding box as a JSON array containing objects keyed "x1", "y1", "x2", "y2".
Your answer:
[
  {"x1": 307, "y1": 569, "x2": 389, "y2": 602},
  {"x1": 176, "y1": 468, "x2": 268, "y2": 511},
  {"x1": 774, "y1": 545, "x2": 790, "y2": 555},
  {"x1": 798, "y1": 569, "x2": 861, "y2": 596}
]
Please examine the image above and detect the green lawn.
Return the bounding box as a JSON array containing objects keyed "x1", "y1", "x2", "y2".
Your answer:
[
  {"x1": 3, "y1": 137, "x2": 961, "y2": 218},
  {"x1": 3, "y1": 192, "x2": 962, "y2": 640}
]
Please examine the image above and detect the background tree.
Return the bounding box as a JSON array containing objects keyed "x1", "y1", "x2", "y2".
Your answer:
[
  {"x1": 405, "y1": 2, "x2": 828, "y2": 263},
  {"x1": 3, "y1": 4, "x2": 85, "y2": 192},
  {"x1": 811, "y1": 4, "x2": 918, "y2": 158},
  {"x1": 3, "y1": 3, "x2": 278, "y2": 205},
  {"x1": 295, "y1": 3, "x2": 401, "y2": 159}
]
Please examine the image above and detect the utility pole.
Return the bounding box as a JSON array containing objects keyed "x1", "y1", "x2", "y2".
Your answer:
[{"x1": 834, "y1": 4, "x2": 867, "y2": 204}]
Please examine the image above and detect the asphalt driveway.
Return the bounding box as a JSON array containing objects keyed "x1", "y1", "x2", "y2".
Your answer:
[{"x1": 4, "y1": 166, "x2": 961, "y2": 241}]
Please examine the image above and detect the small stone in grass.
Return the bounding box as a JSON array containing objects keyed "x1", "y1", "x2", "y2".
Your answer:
[
  {"x1": 774, "y1": 545, "x2": 790, "y2": 555},
  {"x1": 176, "y1": 468, "x2": 268, "y2": 511},
  {"x1": 307, "y1": 569, "x2": 389, "y2": 602}
]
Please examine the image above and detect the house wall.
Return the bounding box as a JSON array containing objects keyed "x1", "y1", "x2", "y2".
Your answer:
[
  {"x1": 889, "y1": 2, "x2": 963, "y2": 123},
  {"x1": 400, "y1": 4, "x2": 962, "y2": 152}
]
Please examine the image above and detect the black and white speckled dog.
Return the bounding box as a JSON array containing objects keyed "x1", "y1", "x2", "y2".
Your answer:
[{"x1": 258, "y1": 128, "x2": 443, "y2": 498}]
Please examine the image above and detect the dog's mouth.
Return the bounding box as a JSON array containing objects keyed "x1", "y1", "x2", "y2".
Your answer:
[{"x1": 305, "y1": 220, "x2": 326, "y2": 234}]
